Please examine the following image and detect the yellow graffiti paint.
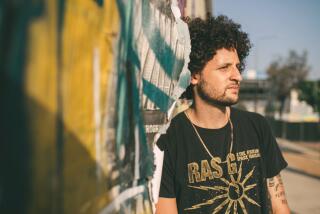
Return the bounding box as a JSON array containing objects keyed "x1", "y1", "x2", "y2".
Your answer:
[
  {"x1": 24, "y1": 0, "x2": 119, "y2": 213},
  {"x1": 24, "y1": 0, "x2": 58, "y2": 212}
]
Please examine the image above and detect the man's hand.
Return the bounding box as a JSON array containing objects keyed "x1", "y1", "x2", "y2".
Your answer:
[
  {"x1": 267, "y1": 174, "x2": 290, "y2": 214},
  {"x1": 155, "y1": 197, "x2": 178, "y2": 214}
]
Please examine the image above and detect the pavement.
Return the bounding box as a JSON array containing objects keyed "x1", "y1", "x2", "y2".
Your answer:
[{"x1": 277, "y1": 139, "x2": 320, "y2": 214}]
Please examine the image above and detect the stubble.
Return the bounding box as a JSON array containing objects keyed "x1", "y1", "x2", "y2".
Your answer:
[{"x1": 196, "y1": 78, "x2": 239, "y2": 107}]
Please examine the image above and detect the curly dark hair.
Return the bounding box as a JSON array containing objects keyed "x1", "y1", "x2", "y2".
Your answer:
[
  {"x1": 187, "y1": 14, "x2": 251, "y2": 74},
  {"x1": 181, "y1": 14, "x2": 252, "y2": 99}
]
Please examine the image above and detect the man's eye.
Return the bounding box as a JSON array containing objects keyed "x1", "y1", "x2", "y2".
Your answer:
[{"x1": 219, "y1": 65, "x2": 228, "y2": 70}]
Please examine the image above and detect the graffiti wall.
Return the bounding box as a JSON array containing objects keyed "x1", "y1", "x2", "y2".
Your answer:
[{"x1": 0, "y1": 0, "x2": 190, "y2": 213}]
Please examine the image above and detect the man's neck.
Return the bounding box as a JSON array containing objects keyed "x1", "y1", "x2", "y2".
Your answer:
[{"x1": 186, "y1": 99, "x2": 230, "y2": 129}]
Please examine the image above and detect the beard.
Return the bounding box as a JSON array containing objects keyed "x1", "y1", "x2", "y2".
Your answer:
[{"x1": 196, "y1": 78, "x2": 239, "y2": 107}]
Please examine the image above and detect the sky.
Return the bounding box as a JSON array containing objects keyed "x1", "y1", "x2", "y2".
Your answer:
[{"x1": 214, "y1": 0, "x2": 320, "y2": 80}]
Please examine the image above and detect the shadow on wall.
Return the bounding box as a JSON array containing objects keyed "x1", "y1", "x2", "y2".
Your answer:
[
  {"x1": 0, "y1": 76, "x2": 30, "y2": 214},
  {"x1": 0, "y1": 0, "x2": 32, "y2": 212},
  {"x1": 0, "y1": 0, "x2": 119, "y2": 213},
  {"x1": 0, "y1": 77, "x2": 110, "y2": 213}
]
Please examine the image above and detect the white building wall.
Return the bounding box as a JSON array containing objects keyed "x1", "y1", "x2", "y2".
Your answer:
[
  {"x1": 184, "y1": 0, "x2": 213, "y2": 18},
  {"x1": 282, "y1": 90, "x2": 318, "y2": 122}
]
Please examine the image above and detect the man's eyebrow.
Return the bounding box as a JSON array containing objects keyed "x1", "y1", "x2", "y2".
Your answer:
[{"x1": 217, "y1": 63, "x2": 232, "y2": 68}]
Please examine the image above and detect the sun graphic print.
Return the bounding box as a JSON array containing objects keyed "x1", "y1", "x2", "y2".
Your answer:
[{"x1": 185, "y1": 162, "x2": 260, "y2": 214}]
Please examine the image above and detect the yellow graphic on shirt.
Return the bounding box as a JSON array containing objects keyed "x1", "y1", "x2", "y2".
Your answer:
[{"x1": 185, "y1": 162, "x2": 260, "y2": 213}]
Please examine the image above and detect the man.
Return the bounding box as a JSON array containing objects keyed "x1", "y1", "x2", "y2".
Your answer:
[{"x1": 155, "y1": 15, "x2": 290, "y2": 213}]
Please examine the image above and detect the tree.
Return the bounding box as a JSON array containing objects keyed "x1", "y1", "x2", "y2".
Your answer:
[
  {"x1": 298, "y1": 80, "x2": 320, "y2": 119},
  {"x1": 267, "y1": 50, "x2": 310, "y2": 119}
]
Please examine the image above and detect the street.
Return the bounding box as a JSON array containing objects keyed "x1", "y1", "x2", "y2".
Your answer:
[{"x1": 278, "y1": 139, "x2": 320, "y2": 213}]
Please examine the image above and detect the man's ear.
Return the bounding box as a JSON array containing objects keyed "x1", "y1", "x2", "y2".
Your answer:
[{"x1": 190, "y1": 72, "x2": 200, "y2": 85}]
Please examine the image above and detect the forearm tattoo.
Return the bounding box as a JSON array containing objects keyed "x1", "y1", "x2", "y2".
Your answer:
[
  {"x1": 267, "y1": 175, "x2": 288, "y2": 205},
  {"x1": 268, "y1": 177, "x2": 275, "y2": 187}
]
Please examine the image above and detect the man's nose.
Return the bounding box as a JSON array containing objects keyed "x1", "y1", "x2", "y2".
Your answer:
[{"x1": 230, "y1": 67, "x2": 242, "y2": 82}]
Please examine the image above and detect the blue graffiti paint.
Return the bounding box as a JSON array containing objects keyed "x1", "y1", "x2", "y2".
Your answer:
[
  {"x1": 141, "y1": 0, "x2": 184, "y2": 79},
  {"x1": 142, "y1": 78, "x2": 174, "y2": 112},
  {"x1": 131, "y1": 65, "x2": 154, "y2": 177},
  {"x1": 128, "y1": 45, "x2": 141, "y2": 70},
  {"x1": 95, "y1": 0, "x2": 103, "y2": 7}
]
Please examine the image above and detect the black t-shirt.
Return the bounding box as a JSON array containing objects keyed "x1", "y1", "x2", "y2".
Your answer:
[{"x1": 157, "y1": 108, "x2": 287, "y2": 214}]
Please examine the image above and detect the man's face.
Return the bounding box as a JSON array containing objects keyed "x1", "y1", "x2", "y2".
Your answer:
[{"x1": 191, "y1": 48, "x2": 242, "y2": 106}]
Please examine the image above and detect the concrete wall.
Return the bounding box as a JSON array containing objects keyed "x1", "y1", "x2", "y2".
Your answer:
[{"x1": 0, "y1": 0, "x2": 190, "y2": 213}]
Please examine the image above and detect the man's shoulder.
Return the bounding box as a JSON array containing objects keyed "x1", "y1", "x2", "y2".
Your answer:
[
  {"x1": 169, "y1": 111, "x2": 188, "y2": 127},
  {"x1": 158, "y1": 111, "x2": 188, "y2": 136},
  {"x1": 156, "y1": 111, "x2": 187, "y2": 150},
  {"x1": 232, "y1": 107, "x2": 267, "y2": 124}
]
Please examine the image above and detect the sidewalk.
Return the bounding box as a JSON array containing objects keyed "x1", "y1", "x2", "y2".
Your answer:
[{"x1": 277, "y1": 139, "x2": 320, "y2": 213}]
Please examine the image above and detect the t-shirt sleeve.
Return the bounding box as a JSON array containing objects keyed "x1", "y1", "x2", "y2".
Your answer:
[
  {"x1": 260, "y1": 117, "x2": 288, "y2": 178},
  {"x1": 156, "y1": 133, "x2": 176, "y2": 198}
]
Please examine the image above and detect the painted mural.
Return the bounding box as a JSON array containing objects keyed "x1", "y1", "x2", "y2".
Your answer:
[{"x1": 0, "y1": 0, "x2": 190, "y2": 213}]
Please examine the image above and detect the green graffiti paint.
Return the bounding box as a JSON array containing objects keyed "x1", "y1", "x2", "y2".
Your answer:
[
  {"x1": 142, "y1": 78, "x2": 174, "y2": 112},
  {"x1": 141, "y1": 0, "x2": 184, "y2": 79}
]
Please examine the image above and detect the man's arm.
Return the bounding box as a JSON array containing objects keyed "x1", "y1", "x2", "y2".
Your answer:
[
  {"x1": 155, "y1": 197, "x2": 178, "y2": 214},
  {"x1": 267, "y1": 174, "x2": 290, "y2": 214}
]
